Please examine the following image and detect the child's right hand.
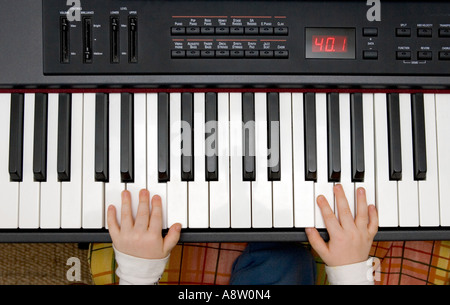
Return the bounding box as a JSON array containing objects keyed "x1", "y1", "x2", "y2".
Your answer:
[
  {"x1": 305, "y1": 185, "x2": 378, "y2": 267},
  {"x1": 107, "y1": 189, "x2": 181, "y2": 260}
]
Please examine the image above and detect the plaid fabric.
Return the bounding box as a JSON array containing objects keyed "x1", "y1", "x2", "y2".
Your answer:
[{"x1": 88, "y1": 241, "x2": 450, "y2": 285}]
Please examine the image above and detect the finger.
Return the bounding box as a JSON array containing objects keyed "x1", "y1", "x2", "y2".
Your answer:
[
  {"x1": 120, "y1": 190, "x2": 134, "y2": 230},
  {"x1": 148, "y1": 195, "x2": 163, "y2": 235},
  {"x1": 316, "y1": 195, "x2": 341, "y2": 235},
  {"x1": 355, "y1": 187, "x2": 369, "y2": 229},
  {"x1": 305, "y1": 227, "x2": 329, "y2": 259},
  {"x1": 107, "y1": 204, "x2": 120, "y2": 240},
  {"x1": 367, "y1": 204, "x2": 379, "y2": 237},
  {"x1": 134, "y1": 189, "x2": 151, "y2": 231},
  {"x1": 333, "y1": 184, "x2": 355, "y2": 230},
  {"x1": 163, "y1": 223, "x2": 181, "y2": 255}
]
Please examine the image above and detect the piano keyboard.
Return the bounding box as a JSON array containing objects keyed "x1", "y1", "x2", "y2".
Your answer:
[{"x1": 2, "y1": 91, "x2": 450, "y2": 233}]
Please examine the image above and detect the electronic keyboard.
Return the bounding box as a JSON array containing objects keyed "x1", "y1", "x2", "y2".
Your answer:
[{"x1": 0, "y1": 0, "x2": 449, "y2": 242}]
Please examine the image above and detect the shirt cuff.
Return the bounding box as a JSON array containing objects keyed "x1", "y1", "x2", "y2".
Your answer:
[
  {"x1": 325, "y1": 257, "x2": 375, "y2": 285},
  {"x1": 113, "y1": 246, "x2": 169, "y2": 285}
]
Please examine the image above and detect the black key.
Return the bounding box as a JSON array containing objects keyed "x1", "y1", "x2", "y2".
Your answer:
[
  {"x1": 350, "y1": 93, "x2": 365, "y2": 182},
  {"x1": 33, "y1": 93, "x2": 48, "y2": 182},
  {"x1": 242, "y1": 92, "x2": 255, "y2": 181},
  {"x1": 181, "y1": 92, "x2": 194, "y2": 181},
  {"x1": 158, "y1": 93, "x2": 170, "y2": 182},
  {"x1": 411, "y1": 93, "x2": 427, "y2": 180},
  {"x1": 387, "y1": 93, "x2": 402, "y2": 180},
  {"x1": 57, "y1": 93, "x2": 72, "y2": 182},
  {"x1": 267, "y1": 92, "x2": 281, "y2": 181},
  {"x1": 120, "y1": 93, "x2": 134, "y2": 183},
  {"x1": 205, "y1": 92, "x2": 218, "y2": 181},
  {"x1": 9, "y1": 93, "x2": 24, "y2": 182},
  {"x1": 95, "y1": 93, "x2": 109, "y2": 182},
  {"x1": 304, "y1": 93, "x2": 317, "y2": 181},
  {"x1": 327, "y1": 93, "x2": 341, "y2": 182}
]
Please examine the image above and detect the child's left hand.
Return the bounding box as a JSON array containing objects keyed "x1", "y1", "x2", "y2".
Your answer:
[
  {"x1": 306, "y1": 185, "x2": 378, "y2": 267},
  {"x1": 107, "y1": 189, "x2": 181, "y2": 260}
]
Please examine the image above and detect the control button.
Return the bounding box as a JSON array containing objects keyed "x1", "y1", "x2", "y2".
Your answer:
[
  {"x1": 245, "y1": 50, "x2": 259, "y2": 58},
  {"x1": 245, "y1": 27, "x2": 259, "y2": 35},
  {"x1": 363, "y1": 50, "x2": 378, "y2": 59},
  {"x1": 274, "y1": 50, "x2": 289, "y2": 58},
  {"x1": 171, "y1": 50, "x2": 186, "y2": 58},
  {"x1": 216, "y1": 50, "x2": 230, "y2": 57},
  {"x1": 186, "y1": 27, "x2": 200, "y2": 35},
  {"x1": 439, "y1": 51, "x2": 450, "y2": 60},
  {"x1": 417, "y1": 51, "x2": 432, "y2": 60},
  {"x1": 230, "y1": 50, "x2": 244, "y2": 58},
  {"x1": 201, "y1": 50, "x2": 215, "y2": 58},
  {"x1": 260, "y1": 27, "x2": 274, "y2": 35},
  {"x1": 439, "y1": 28, "x2": 450, "y2": 37},
  {"x1": 215, "y1": 27, "x2": 230, "y2": 35},
  {"x1": 171, "y1": 26, "x2": 186, "y2": 35},
  {"x1": 396, "y1": 28, "x2": 411, "y2": 37},
  {"x1": 274, "y1": 27, "x2": 288, "y2": 35},
  {"x1": 260, "y1": 50, "x2": 274, "y2": 58},
  {"x1": 396, "y1": 51, "x2": 411, "y2": 60},
  {"x1": 201, "y1": 27, "x2": 215, "y2": 35},
  {"x1": 417, "y1": 28, "x2": 432, "y2": 37},
  {"x1": 363, "y1": 27, "x2": 378, "y2": 37},
  {"x1": 230, "y1": 27, "x2": 244, "y2": 35},
  {"x1": 186, "y1": 50, "x2": 200, "y2": 58}
]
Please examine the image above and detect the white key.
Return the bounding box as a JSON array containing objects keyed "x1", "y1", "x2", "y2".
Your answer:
[
  {"x1": 252, "y1": 93, "x2": 272, "y2": 228},
  {"x1": 355, "y1": 94, "x2": 376, "y2": 207},
  {"x1": 126, "y1": 93, "x2": 147, "y2": 219},
  {"x1": 147, "y1": 93, "x2": 168, "y2": 229},
  {"x1": 105, "y1": 93, "x2": 124, "y2": 227},
  {"x1": 435, "y1": 94, "x2": 450, "y2": 226},
  {"x1": 19, "y1": 94, "x2": 40, "y2": 228},
  {"x1": 82, "y1": 93, "x2": 104, "y2": 229},
  {"x1": 398, "y1": 94, "x2": 419, "y2": 227},
  {"x1": 209, "y1": 93, "x2": 230, "y2": 228},
  {"x1": 230, "y1": 93, "x2": 251, "y2": 228},
  {"x1": 167, "y1": 93, "x2": 188, "y2": 228},
  {"x1": 374, "y1": 93, "x2": 398, "y2": 227},
  {"x1": 292, "y1": 93, "x2": 314, "y2": 227},
  {"x1": 40, "y1": 94, "x2": 61, "y2": 228},
  {"x1": 61, "y1": 93, "x2": 83, "y2": 228},
  {"x1": 272, "y1": 93, "x2": 294, "y2": 227},
  {"x1": 315, "y1": 93, "x2": 334, "y2": 229},
  {"x1": 339, "y1": 93, "x2": 355, "y2": 218},
  {"x1": 188, "y1": 93, "x2": 209, "y2": 228},
  {"x1": 0, "y1": 94, "x2": 19, "y2": 228},
  {"x1": 418, "y1": 94, "x2": 440, "y2": 226}
]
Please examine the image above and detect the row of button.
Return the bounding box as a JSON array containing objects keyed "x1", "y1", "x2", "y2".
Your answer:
[
  {"x1": 363, "y1": 50, "x2": 450, "y2": 60},
  {"x1": 397, "y1": 51, "x2": 450, "y2": 60},
  {"x1": 171, "y1": 26, "x2": 289, "y2": 36},
  {"x1": 396, "y1": 27, "x2": 450, "y2": 38},
  {"x1": 171, "y1": 49, "x2": 289, "y2": 59}
]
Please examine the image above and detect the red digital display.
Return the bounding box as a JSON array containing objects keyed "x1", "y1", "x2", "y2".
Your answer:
[
  {"x1": 312, "y1": 35, "x2": 348, "y2": 53},
  {"x1": 306, "y1": 28, "x2": 355, "y2": 59}
]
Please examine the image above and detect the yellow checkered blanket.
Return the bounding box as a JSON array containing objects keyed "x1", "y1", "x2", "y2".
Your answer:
[{"x1": 88, "y1": 241, "x2": 450, "y2": 285}]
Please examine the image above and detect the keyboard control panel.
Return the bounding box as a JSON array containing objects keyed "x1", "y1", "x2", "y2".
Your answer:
[{"x1": 42, "y1": 0, "x2": 450, "y2": 75}]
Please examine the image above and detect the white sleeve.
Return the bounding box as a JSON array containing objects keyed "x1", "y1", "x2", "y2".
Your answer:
[
  {"x1": 325, "y1": 257, "x2": 375, "y2": 285},
  {"x1": 113, "y1": 246, "x2": 169, "y2": 285}
]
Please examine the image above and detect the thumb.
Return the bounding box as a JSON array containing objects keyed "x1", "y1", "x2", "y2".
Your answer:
[
  {"x1": 305, "y1": 227, "x2": 329, "y2": 258},
  {"x1": 163, "y1": 223, "x2": 181, "y2": 255}
]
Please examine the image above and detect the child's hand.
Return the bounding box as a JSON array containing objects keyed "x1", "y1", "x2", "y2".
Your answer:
[
  {"x1": 107, "y1": 189, "x2": 181, "y2": 260},
  {"x1": 306, "y1": 185, "x2": 378, "y2": 267}
]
